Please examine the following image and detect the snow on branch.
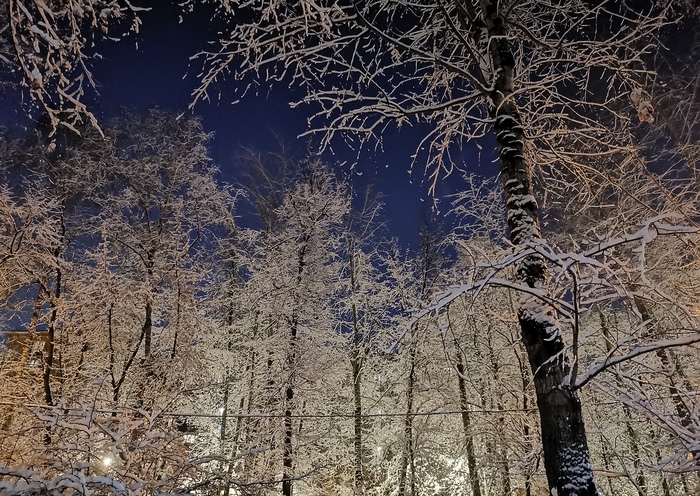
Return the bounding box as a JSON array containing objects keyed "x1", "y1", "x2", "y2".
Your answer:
[
  {"x1": 598, "y1": 381, "x2": 700, "y2": 473},
  {"x1": 574, "y1": 331, "x2": 700, "y2": 390},
  {"x1": 0, "y1": 465, "x2": 130, "y2": 496},
  {"x1": 386, "y1": 217, "x2": 698, "y2": 353},
  {"x1": 3, "y1": 0, "x2": 147, "y2": 132}
]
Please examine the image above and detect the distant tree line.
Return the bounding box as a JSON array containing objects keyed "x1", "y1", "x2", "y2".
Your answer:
[{"x1": 0, "y1": 108, "x2": 698, "y2": 496}]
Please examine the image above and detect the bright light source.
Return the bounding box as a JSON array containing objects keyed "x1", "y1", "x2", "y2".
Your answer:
[{"x1": 103, "y1": 456, "x2": 113, "y2": 467}]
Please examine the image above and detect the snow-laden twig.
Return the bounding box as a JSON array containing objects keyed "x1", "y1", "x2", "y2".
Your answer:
[
  {"x1": 386, "y1": 218, "x2": 697, "y2": 352},
  {"x1": 597, "y1": 381, "x2": 700, "y2": 473},
  {"x1": 0, "y1": 464, "x2": 129, "y2": 496},
  {"x1": 575, "y1": 332, "x2": 700, "y2": 390}
]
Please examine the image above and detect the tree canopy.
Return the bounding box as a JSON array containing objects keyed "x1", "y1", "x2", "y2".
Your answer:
[{"x1": 1, "y1": 2, "x2": 699, "y2": 496}]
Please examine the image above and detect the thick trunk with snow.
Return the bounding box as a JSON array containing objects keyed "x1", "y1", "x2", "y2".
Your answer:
[
  {"x1": 497, "y1": 103, "x2": 598, "y2": 496},
  {"x1": 518, "y1": 314, "x2": 596, "y2": 496},
  {"x1": 483, "y1": 2, "x2": 599, "y2": 494},
  {"x1": 495, "y1": 95, "x2": 598, "y2": 496},
  {"x1": 495, "y1": 97, "x2": 598, "y2": 496}
]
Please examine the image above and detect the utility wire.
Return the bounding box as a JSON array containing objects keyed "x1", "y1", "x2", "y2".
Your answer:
[
  {"x1": 160, "y1": 408, "x2": 538, "y2": 419},
  {"x1": 2, "y1": 393, "x2": 697, "y2": 420}
]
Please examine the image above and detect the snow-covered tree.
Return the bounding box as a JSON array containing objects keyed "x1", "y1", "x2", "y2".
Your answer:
[
  {"x1": 193, "y1": 3, "x2": 680, "y2": 492},
  {"x1": 205, "y1": 158, "x2": 352, "y2": 496},
  {"x1": 336, "y1": 186, "x2": 398, "y2": 496},
  {"x1": 0, "y1": 111, "x2": 239, "y2": 491}
]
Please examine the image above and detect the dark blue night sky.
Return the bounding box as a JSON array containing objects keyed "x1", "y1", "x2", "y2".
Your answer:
[{"x1": 3, "y1": 2, "x2": 494, "y2": 248}]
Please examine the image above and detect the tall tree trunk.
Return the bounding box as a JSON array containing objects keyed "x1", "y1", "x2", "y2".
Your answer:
[
  {"x1": 110, "y1": 301, "x2": 147, "y2": 403},
  {"x1": 144, "y1": 254, "x2": 155, "y2": 363},
  {"x1": 498, "y1": 408, "x2": 512, "y2": 496},
  {"x1": 599, "y1": 436, "x2": 616, "y2": 495},
  {"x1": 41, "y1": 264, "x2": 62, "y2": 446},
  {"x1": 599, "y1": 310, "x2": 647, "y2": 495},
  {"x1": 352, "y1": 350, "x2": 364, "y2": 496},
  {"x1": 397, "y1": 344, "x2": 417, "y2": 496},
  {"x1": 519, "y1": 357, "x2": 535, "y2": 496},
  {"x1": 455, "y1": 357, "x2": 482, "y2": 496},
  {"x1": 223, "y1": 312, "x2": 258, "y2": 496},
  {"x1": 348, "y1": 244, "x2": 365, "y2": 496},
  {"x1": 143, "y1": 302, "x2": 152, "y2": 360},
  {"x1": 634, "y1": 297, "x2": 699, "y2": 464},
  {"x1": 41, "y1": 208, "x2": 66, "y2": 445},
  {"x1": 43, "y1": 212, "x2": 66, "y2": 410},
  {"x1": 171, "y1": 275, "x2": 182, "y2": 361},
  {"x1": 282, "y1": 317, "x2": 297, "y2": 496},
  {"x1": 137, "y1": 299, "x2": 154, "y2": 408},
  {"x1": 27, "y1": 285, "x2": 43, "y2": 380},
  {"x1": 221, "y1": 375, "x2": 231, "y2": 451},
  {"x1": 282, "y1": 394, "x2": 294, "y2": 496},
  {"x1": 240, "y1": 337, "x2": 262, "y2": 488},
  {"x1": 226, "y1": 352, "x2": 258, "y2": 496},
  {"x1": 220, "y1": 371, "x2": 235, "y2": 496},
  {"x1": 43, "y1": 267, "x2": 60, "y2": 408},
  {"x1": 496, "y1": 100, "x2": 597, "y2": 495},
  {"x1": 486, "y1": 323, "x2": 512, "y2": 495},
  {"x1": 283, "y1": 241, "x2": 306, "y2": 496},
  {"x1": 482, "y1": 2, "x2": 598, "y2": 494}
]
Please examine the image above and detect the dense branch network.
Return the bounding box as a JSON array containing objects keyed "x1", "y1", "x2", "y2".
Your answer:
[
  {"x1": 194, "y1": 0, "x2": 667, "y2": 191},
  {"x1": 1, "y1": 0, "x2": 144, "y2": 132}
]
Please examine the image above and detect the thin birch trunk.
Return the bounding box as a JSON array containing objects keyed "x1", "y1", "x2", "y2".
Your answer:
[
  {"x1": 456, "y1": 356, "x2": 482, "y2": 496},
  {"x1": 599, "y1": 310, "x2": 647, "y2": 495},
  {"x1": 396, "y1": 327, "x2": 417, "y2": 496}
]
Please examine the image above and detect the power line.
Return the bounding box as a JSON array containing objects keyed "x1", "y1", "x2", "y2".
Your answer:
[
  {"x1": 2, "y1": 394, "x2": 697, "y2": 420},
  {"x1": 161, "y1": 407, "x2": 538, "y2": 419},
  {"x1": 0, "y1": 401, "x2": 537, "y2": 418}
]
